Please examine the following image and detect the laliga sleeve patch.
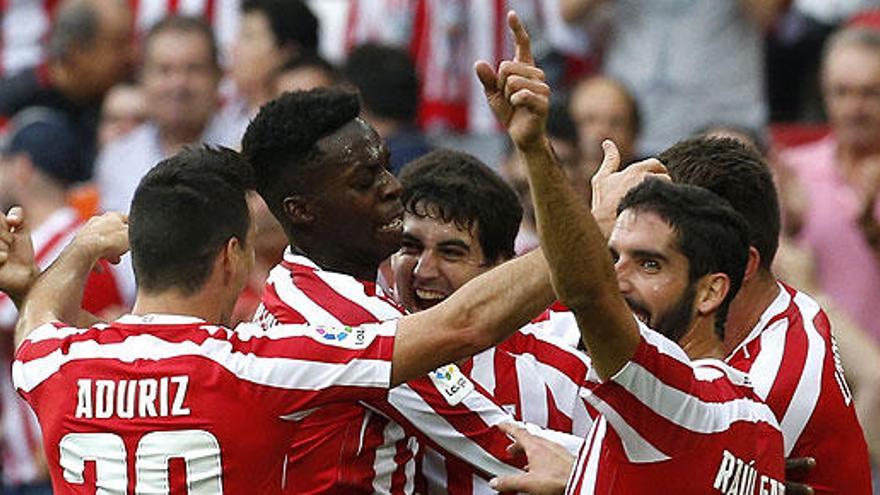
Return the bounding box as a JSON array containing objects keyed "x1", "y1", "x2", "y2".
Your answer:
[
  {"x1": 428, "y1": 364, "x2": 474, "y2": 406},
  {"x1": 309, "y1": 324, "x2": 376, "y2": 349}
]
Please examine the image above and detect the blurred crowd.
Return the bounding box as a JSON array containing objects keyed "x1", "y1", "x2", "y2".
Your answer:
[{"x1": 2, "y1": 0, "x2": 880, "y2": 492}]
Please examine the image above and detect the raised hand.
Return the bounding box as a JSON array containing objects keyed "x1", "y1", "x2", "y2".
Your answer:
[
  {"x1": 475, "y1": 11, "x2": 551, "y2": 150},
  {"x1": 0, "y1": 206, "x2": 38, "y2": 302},
  {"x1": 488, "y1": 423, "x2": 573, "y2": 495},
  {"x1": 72, "y1": 212, "x2": 130, "y2": 265},
  {"x1": 590, "y1": 140, "x2": 670, "y2": 237}
]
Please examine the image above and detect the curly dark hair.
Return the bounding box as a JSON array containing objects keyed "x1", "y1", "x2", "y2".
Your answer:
[
  {"x1": 399, "y1": 149, "x2": 522, "y2": 264},
  {"x1": 618, "y1": 178, "x2": 750, "y2": 340},
  {"x1": 658, "y1": 136, "x2": 780, "y2": 270},
  {"x1": 241, "y1": 88, "x2": 360, "y2": 220}
]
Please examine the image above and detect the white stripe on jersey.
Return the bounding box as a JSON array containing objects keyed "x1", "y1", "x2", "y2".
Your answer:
[
  {"x1": 515, "y1": 355, "x2": 548, "y2": 426},
  {"x1": 778, "y1": 292, "x2": 825, "y2": 454},
  {"x1": 587, "y1": 358, "x2": 778, "y2": 436},
  {"x1": 312, "y1": 268, "x2": 402, "y2": 320},
  {"x1": 748, "y1": 319, "x2": 787, "y2": 401},
  {"x1": 14, "y1": 322, "x2": 395, "y2": 393},
  {"x1": 383, "y1": 383, "x2": 523, "y2": 478},
  {"x1": 267, "y1": 265, "x2": 343, "y2": 326},
  {"x1": 373, "y1": 421, "x2": 407, "y2": 493},
  {"x1": 584, "y1": 397, "x2": 668, "y2": 463},
  {"x1": 469, "y1": 348, "x2": 496, "y2": 394}
]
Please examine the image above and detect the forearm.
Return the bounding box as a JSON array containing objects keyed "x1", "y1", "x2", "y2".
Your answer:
[
  {"x1": 560, "y1": 0, "x2": 607, "y2": 23},
  {"x1": 446, "y1": 249, "x2": 554, "y2": 349},
  {"x1": 392, "y1": 250, "x2": 553, "y2": 385},
  {"x1": 15, "y1": 243, "x2": 99, "y2": 347},
  {"x1": 519, "y1": 140, "x2": 638, "y2": 378}
]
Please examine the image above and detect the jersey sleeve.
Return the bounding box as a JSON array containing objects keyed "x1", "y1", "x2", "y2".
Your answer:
[
  {"x1": 582, "y1": 327, "x2": 779, "y2": 462},
  {"x1": 233, "y1": 321, "x2": 398, "y2": 416}
]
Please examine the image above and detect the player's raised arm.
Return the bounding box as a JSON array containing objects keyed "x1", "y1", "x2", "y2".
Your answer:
[
  {"x1": 482, "y1": 11, "x2": 640, "y2": 380},
  {"x1": 391, "y1": 248, "x2": 553, "y2": 386},
  {"x1": 15, "y1": 212, "x2": 128, "y2": 348}
]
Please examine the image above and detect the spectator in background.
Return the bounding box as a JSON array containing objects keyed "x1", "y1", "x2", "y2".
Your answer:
[
  {"x1": 0, "y1": 0, "x2": 133, "y2": 176},
  {"x1": 568, "y1": 75, "x2": 640, "y2": 166},
  {"x1": 781, "y1": 26, "x2": 880, "y2": 345},
  {"x1": 224, "y1": 0, "x2": 320, "y2": 128},
  {"x1": 561, "y1": 0, "x2": 786, "y2": 155},
  {"x1": 274, "y1": 53, "x2": 339, "y2": 95},
  {"x1": 343, "y1": 43, "x2": 431, "y2": 175},
  {"x1": 0, "y1": 107, "x2": 126, "y2": 495},
  {"x1": 97, "y1": 83, "x2": 147, "y2": 149},
  {"x1": 95, "y1": 15, "x2": 241, "y2": 215}
]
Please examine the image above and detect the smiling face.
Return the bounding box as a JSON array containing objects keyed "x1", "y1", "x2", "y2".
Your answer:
[
  {"x1": 305, "y1": 118, "x2": 404, "y2": 266},
  {"x1": 609, "y1": 209, "x2": 697, "y2": 341},
  {"x1": 392, "y1": 207, "x2": 492, "y2": 312}
]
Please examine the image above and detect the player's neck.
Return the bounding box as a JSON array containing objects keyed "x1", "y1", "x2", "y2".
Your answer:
[
  {"x1": 722, "y1": 270, "x2": 780, "y2": 355},
  {"x1": 131, "y1": 290, "x2": 228, "y2": 326},
  {"x1": 678, "y1": 318, "x2": 726, "y2": 361}
]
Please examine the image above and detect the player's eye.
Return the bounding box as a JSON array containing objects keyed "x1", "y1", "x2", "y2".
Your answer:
[{"x1": 640, "y1": 259, "x2": 660, "y2": 273}]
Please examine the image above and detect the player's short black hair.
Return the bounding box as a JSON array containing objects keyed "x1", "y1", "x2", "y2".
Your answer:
[
  {"x1": 399, "y1": 149, "x2": 522, "y2": 264},
  {"x1": 343, "y1": 43, "x2": 418, "y2": 122},
  {"x1": 618, "y1": 178, "x2": 750, "y2": 339},
  {"x1": 241, "y1": 88, "x2": 360, "y2": 224},
  {"x1": 658, "y1": 136, "x2": 780, "y2": 270},
  {"x1": 242, "y1": 0, "x2": 319, "y2": 54},
  {"x1": 129, "y1": 146, "x2": 254, "y2": 295}
]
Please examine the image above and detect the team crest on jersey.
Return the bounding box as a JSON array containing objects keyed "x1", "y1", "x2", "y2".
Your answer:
[
  {"x1": 429, "y1": 364, "x2": 474, "y2": 406},
  {"x1": 310, "y1": 325, "x2": 372, "y2": 349}
]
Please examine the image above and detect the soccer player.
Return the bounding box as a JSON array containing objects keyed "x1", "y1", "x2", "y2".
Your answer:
[
  {"x1": 7, "y1": 146, "x2": 558, "y2": 494},
  {"x1": 392, "y1": 149, "x2": 594, "y2": 493},
  {"x1": 659, "y1": 136, "x2": 873, "y2": 494},
  {"x1": 239, "y1": 33, "x2": 582, "y2": 494},
  {"x1": 481, "y1": 12, "x2": 785, "y2": 493}
]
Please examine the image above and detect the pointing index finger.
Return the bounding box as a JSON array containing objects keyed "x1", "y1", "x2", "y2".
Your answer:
[{"x1": 508, "y1": 11, "x2": 534, "y2": 65}]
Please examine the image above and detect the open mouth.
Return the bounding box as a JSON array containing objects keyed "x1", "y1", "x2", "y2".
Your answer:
[{"x1": 414, "y1": 288, "x2": 447, "y2": 309}]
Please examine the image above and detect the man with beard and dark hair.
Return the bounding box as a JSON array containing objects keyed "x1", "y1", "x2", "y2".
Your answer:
[
  {"x1": 479, "y1": 12, "x2": 784, "y2": 494},
  {"x1": 659, "y1": 135, "x2": 872, "y2": 494},
  {"x1": 241, "y1": 84, "x2": 579, "y2": 492}
]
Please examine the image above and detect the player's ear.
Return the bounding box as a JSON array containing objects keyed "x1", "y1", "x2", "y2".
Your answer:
[
  {"x1": 282, "y1": 195, "x2": 314, "y2": 225},
  {"x1": 695, "y1": 272, "x2": 730, "y2": 317},
  {"x1": 742, "y1": 247, "x2": 761, "y2": 282}
]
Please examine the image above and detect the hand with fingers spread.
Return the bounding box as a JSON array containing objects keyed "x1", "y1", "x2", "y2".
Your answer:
[
  {"x1": 488, "y1": 423, "x2": 573, "y2": 495},
  {"x1": 72, "y1": 212, "x2": 130, "y2": 265},
  {"x1": 0, "y1": 206, "x2": 38, "y2": 304},
  {"x1": 590, "y1": 140, "x2": 670, "y2": 238},
  {"x1": 475, "y1": 11, "x2": 551, "y2": 151}
]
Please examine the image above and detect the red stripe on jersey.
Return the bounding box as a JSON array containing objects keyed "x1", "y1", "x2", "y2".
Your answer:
[
  {"x1": 204, "y1": 0, "x2": 215, "y2": 21},
  {"x1": 168, "y1": 0, "x2": 180, "y2": 13},
  {"x1": 763, "y1": 291, "x2": 808, "y2": 419},
  {"x1": 545, "y1": 389, "x2": 574, "y2": 433},
  {"x1": 492, "y1": 349, "x2": 520, "y2": 411},
  {"x1": 261, "y1": 282, "x2": 308, "y2": 324},
  {"x1": 283, "y1": 261, "x2": 380, "y2": 325}
]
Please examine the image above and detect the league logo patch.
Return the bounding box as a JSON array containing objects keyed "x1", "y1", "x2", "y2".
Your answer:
[
  {"x1": 310, "y1": 325, "x2": 373, "y2": 349},
  {"x1": 428, "y1": 364, "x2": 474, "y2": 406}
]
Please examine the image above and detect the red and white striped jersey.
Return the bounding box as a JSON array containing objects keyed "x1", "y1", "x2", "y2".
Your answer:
[
  {"x1": 13, "y1": 313, "x2": 399, "y2": 494},
  {"x1": 0, "y1": 0, "x2": 240, "y2": 78},
  {"x1": 421, "y1": 310, "x2": 597, "y2": 495},
  {"x1": 567, "y1": 326, "x2": 786, "y2": 495},
  {"x1": 726, "y1": 282, "x2": 872, "y2": 494},
  {"x1": 253, "y1": 250, "x2": 530, "y2": 494},
  {"x1": 0, "y1": 207, "x2": 125, "y2": 486}
]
